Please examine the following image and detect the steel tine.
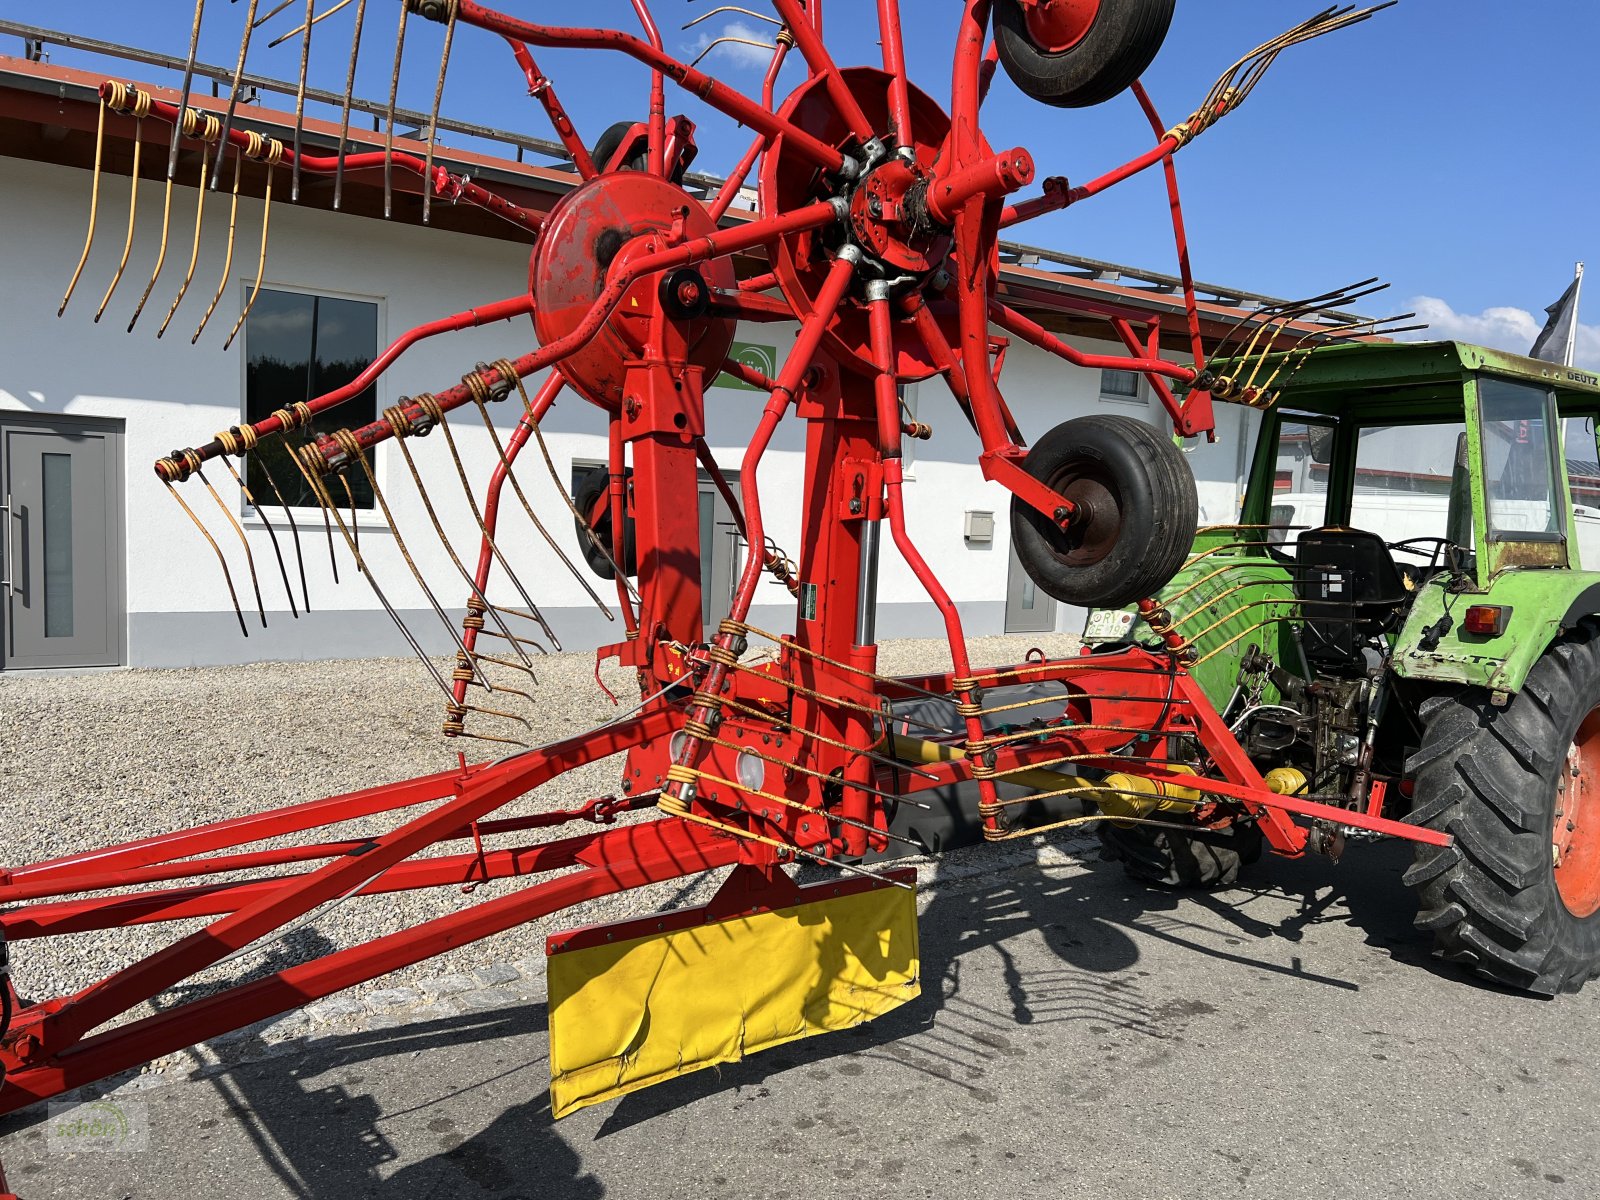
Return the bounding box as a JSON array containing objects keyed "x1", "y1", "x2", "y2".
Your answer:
[
  {"x1": 159, "y1": 139, "x2": 214, "y2": 338},
  {"x1": 334, "y1": 435, "x2": 499, "y2": 692},
  {"x1": 268, "y1": 0, "x2": 355, "y2": 48},
  {"x1": 94, "y1": 115, "x2": 145, "y2": 323},
  {"x1": 384, "y1": 1, "x2": 410, "y2": 220},
  {"x1": 333, "y1": 0, "x2": 369, "y2": 210},
  {"x1": 255, "y1": 0, "x2": 298, "y2": 27},
  {"x1": 257, "y1": 452, "x2": 312, "y2": 612},
  {"x1": 59, "y1": 96, "x2": 107, "y2": 317},
  {"x1": 420, "y1": 1, "x2": 460, "y2": 225},
  {"x1": 682, "y1": 7, "x2": 781, "y2": 30},
  {"x1": 689, "y1": 37, "x2": 778, "y2": 70},
  {"x1": 195, "y1": 151, "x2": 243, "y2": 343},
  {"x1": 224, "y1": 160, "x2": 276, "y2": 350},
  {"x1": 290, "y1": 0, "x2": 315, "y2": 204},
  {"x1": 465, "y1": 373, "x2": 615, "y2": 622},
  {"x1": 211, "y1": 0, "x2": 263, "y2": 190},
  {"x1": 198, "y1": 466, "x2": 268, "y2": 629},
  {"x1": 169, "y1": 2, "x2": 208, "y2": 181},
  {"x1": 221, "y1": 456, "x2": 299, "y2": 619},
  {"x1": 389, "y1": 432, "x2": 537, "y2": 672},
  {"x1": 339, "y1": 473, "x2": 361, "y2": 556},
  {"x1": 293, "y1": 450, "x2": 456, "y2": 699},
  {"x1": 428, "y1": 405, "x2": 562, "y2": 648},
  {"x1": 164, "y1": 478, "x2": 250, "y2": 638}
]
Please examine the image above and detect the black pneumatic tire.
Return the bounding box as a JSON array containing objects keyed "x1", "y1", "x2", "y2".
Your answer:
[
  {"x1": 1009, "y1": 414, "x2": 1197, "y2": 609},
  {"x1": 572, "y1": 466, "x2": 635, "y2": 581},
  {"x1": 1405, "y1": 624, "x2": 1600, "y2": 995},
  {"x1": 993, "y1": 0, "x2": 1175, "y2": 109},
  {"x1": 1099, "y1": 820, "x2": 1263, "y2": 889}
]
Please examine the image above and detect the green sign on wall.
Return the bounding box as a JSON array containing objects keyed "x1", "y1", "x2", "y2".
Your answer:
[{"x1": 716, "y1": 341, "x2": 779, "y2": 392}]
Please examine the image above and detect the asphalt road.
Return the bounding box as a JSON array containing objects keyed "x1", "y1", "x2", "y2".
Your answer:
[{"x1": 3, "y1": 839, "x2": 1594, "y2": 1200}]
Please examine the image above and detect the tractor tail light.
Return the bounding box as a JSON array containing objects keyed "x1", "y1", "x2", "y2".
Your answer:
[{"x1": 1463, "y1": 605, "x2": 1511, "y2": 637}]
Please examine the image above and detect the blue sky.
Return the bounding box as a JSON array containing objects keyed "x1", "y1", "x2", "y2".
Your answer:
[{"x1": 33, "y1": 0, "x2": 1600, "y2": 365}]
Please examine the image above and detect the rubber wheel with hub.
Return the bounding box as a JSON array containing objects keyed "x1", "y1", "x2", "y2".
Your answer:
[
  {"x1": 993, "y1": 0, "x2": 1176, "y2": 109},
  {"x1": 1405, "y1": 624, "x2": 1600, "y2": 995},
  {"x1": 1099, "y1": 819, "x2": 1263, "y2": 888},
  {"x1": 1009, "y1": 413, "x2": 1198, "y2": 609}
]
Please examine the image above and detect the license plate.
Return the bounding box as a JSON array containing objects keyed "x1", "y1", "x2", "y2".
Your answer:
[{"x1": 1083, "y1": 608, "x2": 1136, "y2": 642}]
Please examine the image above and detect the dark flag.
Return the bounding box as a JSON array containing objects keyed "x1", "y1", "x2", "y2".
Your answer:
[{"x1": 1531, "y1": 268, "x2": 1584, "y2": 364}]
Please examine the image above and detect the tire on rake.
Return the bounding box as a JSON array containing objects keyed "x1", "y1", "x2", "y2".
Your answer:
[
  {"x1": 993, "y1": 0, "x2": 1176, "y2": 109},
  {"x1": 1099, "y1": 819, "x2": 1263, "y2": 888},
  {"x1": 1405, "y1": 624, "x2": 1600, "y2": 995},
  {"x1": 1008, "y1": 413, "x2": 1197, "y2": 609}
]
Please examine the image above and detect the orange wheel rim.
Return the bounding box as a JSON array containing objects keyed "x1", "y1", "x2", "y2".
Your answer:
[{"x1": 1554, "y1": 708, "x2": 1600, "y2": 918}]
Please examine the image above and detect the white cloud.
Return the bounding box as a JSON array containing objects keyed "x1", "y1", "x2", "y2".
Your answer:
[
  {"x1": 1409, "y1": 295, "x2": 1600, "y2": 371},
  {"x1": 684, "y1": 21, "x2": 780, "y2": 72}
]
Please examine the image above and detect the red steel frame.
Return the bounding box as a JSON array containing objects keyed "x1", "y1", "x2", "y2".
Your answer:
[{"x1": 2, "y1": 0, "x2": 1444, "y2": 1136}]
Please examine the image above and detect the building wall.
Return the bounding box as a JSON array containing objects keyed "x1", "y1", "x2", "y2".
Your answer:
[{"x1": 0, "y1": 155, "x2": 1257, "y2": 669}]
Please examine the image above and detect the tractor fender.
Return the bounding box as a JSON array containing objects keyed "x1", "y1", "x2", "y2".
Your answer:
[{"x1": 1392, "y1": 569, "x2": 1600, "y2": 695}]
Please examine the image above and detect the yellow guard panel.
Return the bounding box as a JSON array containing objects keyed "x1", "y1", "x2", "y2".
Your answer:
[{"x1": 547, "y1": 881, "x2": 920, "y2": 1118}]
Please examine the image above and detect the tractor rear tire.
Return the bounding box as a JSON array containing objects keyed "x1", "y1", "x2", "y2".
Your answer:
[
  {"x1": 993, "y1": 0, "x2": 1175, "y2": 109},
  {"x1": 1405, "y1": 624, "x2": 1600, "y2": 995},
  {"x1": 1098, "y1": 820, "x2": 1263, "y2": 889},
  {"x1": 1009, "y1": 414, "x2": 1197, "y2": 609}
]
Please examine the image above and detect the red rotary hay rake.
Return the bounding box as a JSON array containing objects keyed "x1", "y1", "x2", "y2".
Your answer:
[{"x1": 0, "y1": 0, "x2": 1426, "y2": 1176}]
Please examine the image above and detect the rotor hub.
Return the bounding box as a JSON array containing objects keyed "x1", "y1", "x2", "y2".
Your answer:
[{"x1": 530, "y1": 170, "x2": 737, "y2": 411}]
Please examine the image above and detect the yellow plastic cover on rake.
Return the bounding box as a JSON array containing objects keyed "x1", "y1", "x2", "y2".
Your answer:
[{"x1": 546, "y1": 869, "x2": 920, "y2": 1118}]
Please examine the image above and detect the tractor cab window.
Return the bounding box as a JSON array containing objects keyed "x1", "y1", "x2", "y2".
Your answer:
[
  {"x1": 1349, "y1": 421, "x2": 1466, "y2": 547},
  {"x1": 1479, "y1": 378, "x2": 1563, "y2": 541},
  {"x1": 1267, "y1": 419, "x2": 1333, "y2": 544}
]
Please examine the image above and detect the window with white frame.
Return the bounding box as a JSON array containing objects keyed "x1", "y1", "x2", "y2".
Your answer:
[
  {"x1": 244, "y1": 288, "x2": 380, "y2": 509},
  {"x1": 1099, "y1": 368, "x2": 1143, "y2": 406}
]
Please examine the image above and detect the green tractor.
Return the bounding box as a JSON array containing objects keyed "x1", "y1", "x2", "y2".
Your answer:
[{"x1": 1084, "y1": 341, "x2": 1600, "y2": 995}]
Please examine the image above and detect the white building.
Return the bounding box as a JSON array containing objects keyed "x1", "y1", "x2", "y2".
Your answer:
[{"x1": 0, "y1": 44, "x2": 1343, "y2": 673}]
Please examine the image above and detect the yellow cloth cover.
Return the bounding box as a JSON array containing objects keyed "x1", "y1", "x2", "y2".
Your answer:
[{"x1": 547, "y1": 883, "x2": 920, "y2": 1118}]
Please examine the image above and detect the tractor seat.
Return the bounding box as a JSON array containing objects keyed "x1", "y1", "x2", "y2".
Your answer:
[{"x1": 1294, "y1": 528, "x2": 1410, "y2": 670}]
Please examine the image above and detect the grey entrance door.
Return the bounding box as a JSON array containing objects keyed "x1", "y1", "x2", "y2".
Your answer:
[
  {"x1": 1, "y1": 413, "x2": 125, "y2": 669},
  {"x1": 1005, "y1": 542, "x2": 1057, "y2": 634},
  {"x1": 699, "y1": 471, "x2": 742, "y2": 637}
]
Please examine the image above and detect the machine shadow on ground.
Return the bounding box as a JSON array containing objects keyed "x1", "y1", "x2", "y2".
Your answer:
[{"x1": 0, "y1": 840, "x2": 1540, "y2": 1199}]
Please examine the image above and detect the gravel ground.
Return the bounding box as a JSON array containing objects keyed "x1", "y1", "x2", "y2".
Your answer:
[{"x1": 0, "y1": 633, "x2": 1082, "y2": 1026}]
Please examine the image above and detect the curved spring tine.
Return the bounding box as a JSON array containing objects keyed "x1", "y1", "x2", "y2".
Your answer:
[
  {"x1": 94, "y1": 115, "x2": 144, "y2": 323},
  {"x1": 128, "y1": 175, "x2": 176, "y2": 333},
  {"x1": 197, "y1": 466, "x2": 268, "y2": 629},
  {"x1": 255, "y1": 451, "x2": 312, "y2": 612},
  {"x1": 194, "y1": 152, "x2": 244, "y2": 343},
  {"x1": 59, "y1": 97, "x2": 107, "y2": 317},
  {"x1": 465, "y1": 386, "x2": 615, "y2": 623},
  {"x1": 168, "y1": 2, "x2": 207, "y2": 181},
  {"x1": 164, "y1": 480, "x2": 249, "y2": 638},
  {"x1": 389, "y1": 432, "x2": 538, "y2": 673},
  {"x1": 383, "y1": 1, "x2": 410, "y2": 219},
  {"x1": 338, "y1": 473, "x2": 360, "y2": 556},
  {"x1": 221, "y1": 456, "x2": 299, "y2": 619},
  {"x1": 211, "y1": 0, "x2": 264, "y2": 190},
  {"x1": 268, "y1": 0, "x2": 354, "y2": 48},
  {"x1": 223, "y1": 162, "x2": 276, "y2": 351},
  {"x1": 290, "y1": 0, "x2": 315, "y2": 204},
  {"x1": 421, "y1": 2, "x2": 460, "y2": 225},
  {"x1": 159, "y1": 140, "x2": 214, "y2": 338},
  {"x1": 292, "y1": 452, "x2": 455, "y2": 700},
  {"x1": 337, "y1": 440, "x2": 499, "y2": 692},
  {"x1": 334, "y1": 0, "x2": 369, "y2": 211},
  {"x1": 421, "y1": 402, "x2": 563, "y2": 648}
]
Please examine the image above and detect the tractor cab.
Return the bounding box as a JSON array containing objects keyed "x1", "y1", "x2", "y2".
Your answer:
[{"x1": 1088, "y1": 341, "x2": 1600, "y2": 698}]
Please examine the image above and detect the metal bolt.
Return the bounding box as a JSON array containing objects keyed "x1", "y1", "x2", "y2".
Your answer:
[{"x1": 849, "y1": 498, "x2": 863, "y2": 514}]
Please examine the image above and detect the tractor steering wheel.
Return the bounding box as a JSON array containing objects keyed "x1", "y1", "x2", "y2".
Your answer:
[{"x1": 1388, "y1": 536, "x2": 1453, "y2": 572}]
